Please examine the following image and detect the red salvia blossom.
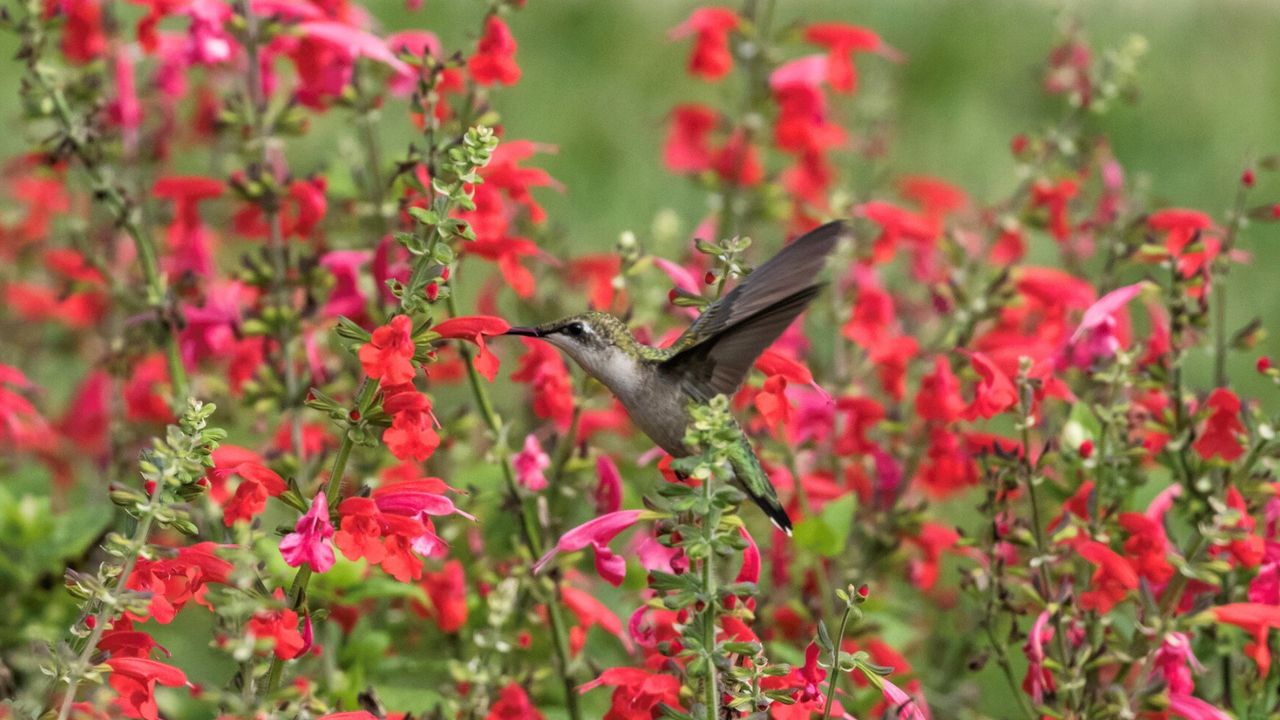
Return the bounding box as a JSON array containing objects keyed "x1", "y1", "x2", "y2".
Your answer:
[
  {"x1": 469, "y1": 15, "x2": 521, "y2": 86},
  {"x1": 1117, "y1": 512, "x2": 1173, "y2": 585},
  {"x1": 594, "y1": 455, "x2": 623, "y2": 514},
  {"x1": 104, "y1": 657, "x2": 188, "y2": 720},
  {"x1": 1210, "y1": 603, "x2": 1280, "y2": 677},
  {"x1": 359, "y1": 315, "x2": 417, "y2": 387},
  {"x1": 222, "y1": 463, "x2": 288, "y2": 526},
  {"x1": 1077, "y1": 540, "x2": 1139, "y2": 613},
  {"x1": 579, "y1": 666, "x2": 683, "y2": 720},
  {"x1": 669, "y1": 7, "x2": 739, "y2": 81},
  {"x1": 432, "y1": 315, "x2": 510, "y2": 382},
  {"x1": 511, "y1": 338, "x2": 575, "y2": 430},
  {"x1": 381, "y1": 387, "x2": 441, "y2": 462},
  {"x1": 247, "y1": 605, "x2": 308, "y2": 660},
  {"x1": 965, "y1": 351, "x2": 1018, "y2": 420},
  {"x1": 1031, "y1": 177, "x2": 1079, "y2": 242},
  {"x1": 803, "y1": 22, "x2": 901, "y2": 94},
  {"x1": 413, "y1": 559, "x2": 468, "y2": 633},
  {"x1": 1192, "y1": 388, "x2": 1245, "y2": 461},
  {"x1": 664, "y1": 105, "x2": 719, "y2": 173},
  {"x1": 152, "y1": 176, "x2": 222, "y2": 278},
  {"x1": 126, "y1": 543, "x2": 232, "y2": 624}
]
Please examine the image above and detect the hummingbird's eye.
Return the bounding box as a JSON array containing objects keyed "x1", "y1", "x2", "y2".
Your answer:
[{"x1": 564, "y1": 322, "x2": 585, "y2": 337}]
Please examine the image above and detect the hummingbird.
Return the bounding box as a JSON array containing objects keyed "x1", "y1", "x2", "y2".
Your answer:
[{"x1": 505, "y1": 220, "x2": 849, "y2": 534}]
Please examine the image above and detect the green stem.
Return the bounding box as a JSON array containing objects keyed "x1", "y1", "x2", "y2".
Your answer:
[
  {"x1": 819, "y1": 601, "x2": 852, "y2": 720},
  {"x1": 242, "y1": 0, "x2": 305, "y2": 468},
  {"x1": 701, "y1": 468, "x2": 719, "y2": 720},
  {"x1": 53, "y1": 494, "x2": 161, "y2": 720},
  {"x1": 27, "y1": 66, "x2": 188, "y2": 406},
  {"x1": 445, "y1": 292, "x2": 582, "y2": 720},
  {"x1": 264, "y1": 379, "x2": 377, "y2": 695}
]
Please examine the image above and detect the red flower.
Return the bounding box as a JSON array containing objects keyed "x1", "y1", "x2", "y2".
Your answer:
[
  {"x1": 359, "y1": 315, "x2": 417, "y2": 387},
  {"x1": 432, "y1": 315, "x2": 511, "y2": 382},
  {"x1": 710, "y1": 130, "x2": 764, "y2": 187},
  {"x1": 1031, "y1": 178, "x2": 1079, "y2": 242},
  {"x1": 567, "y1": 254, "x2": 622, "y2": 310},
  {"x1": 1192, "y1": 388, "x2": 1245, "y2": 461},
  {"x1": 124, "y1": 354, "x2": 174, "y2": 424},
  {"x1": 465, "y1": 236, "x2": 540, "y2": 298},
  {"x1": 104, "y1": 657, "x2": 187, "y2": 720},
  {"x1": 594, "y1": 455, "x2": 623, "y2": 514},
  {"x1": 1077, "y1": 540, "x2": 1139, "y2": 613},
  {"x1": 152, "y1": 176, "x2": 222, "y2": 278},
  {"x1": 511, "y1": 338, "x2": 575, "y2": 430},
  {"x1": 669, "y1": 8, "x2": 739, "y2": 81},
  {"x1": 562, "y1": 584, "x2": 630, "y2": 655},
  {"x1": 916, "y1": 427, "x2": 976, "y2": 498},
  {"x1": 1117, "y1": 512, "x2": 1173, "y2": 585},
  {"x1": 856, "y1": 201, "x2": 937, "y2": 264},
  {"x1": 795, "y1": 642, "x2": 826, "y2": 703},
  {"x1": 222, "y1": 463, "x2": 288, "y2": 526},
  {"x1": 247, "y1": 606, "x2": 307, "y2": 660},
  {"x1": 1211, "y1": 603, "x2": 1280, "y2": 676},
  {"x1": 906, "y1": 521, "x2": 960, "y2": 590},
  {"x1": 965, "y1": 351, "x2": 1017, "y2": 420},
  {"x1": 803, "y1": 23, "x2": 900, "y2": 94},
  {"x1": 663, "y1": 105, "x2": 719, "y2": 173},
  {"x1": 469, "y1": 15, "x2": 521, "y2": 86},
  {"x1": 381, "y1": 388, "x2": 440, "y2": 462},
  {"x1": 1218, "y1": 487, "x2": 1265, "y2": 568},
  {"x1": 58, "y1": 0, "x2": 108, "y2": 64},
  {"x1": 413, "y1": 559, "x2": 468, "y2": 633},
  {"x1": 1148, "y1": 208, "x2": 1214, "y2": 255},
  {"x1": 579, "y1": 667, "x2": 683, "y2": 720},
  {"x1": 533, "y1": 510, "x2": 643, "y2": 587},
  {"x1": 126, "y1": 543, "x2": 232, "y2": 624},
  {"x1": 916, "y1": 355, "x2": 965, "y2": 423}
]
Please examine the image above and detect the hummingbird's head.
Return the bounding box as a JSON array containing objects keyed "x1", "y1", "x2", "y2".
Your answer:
[{"x1": 505, "y1": 312, "x2": 641, "y2": 388}]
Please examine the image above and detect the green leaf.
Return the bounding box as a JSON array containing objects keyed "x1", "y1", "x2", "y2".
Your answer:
[{"x1": 792, "y1": 493, "x2": 856, "y2": 557}]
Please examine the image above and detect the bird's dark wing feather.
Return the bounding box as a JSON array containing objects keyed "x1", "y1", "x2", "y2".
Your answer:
[
  {"x1": 664, "y1": 284, "x2": 823, "y2": 402},
  {"x1": 661, "y1": 220, "x2": 848, "y2": 400}
]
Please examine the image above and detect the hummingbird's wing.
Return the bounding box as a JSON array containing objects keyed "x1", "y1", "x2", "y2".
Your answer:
[{"x1": 661, "y1": 220, "x2": 848, "y2": 402}]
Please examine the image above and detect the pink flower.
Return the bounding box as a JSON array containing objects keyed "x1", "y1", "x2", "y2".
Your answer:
[
  {"x1": 1022, "y1": 610, "x2": 1055, "y2": 703},
  {"x1": 279, "y1": 491, "x2": 336, "y2": 573},
  {"x1": 594, "y1": 455, "x2": 622, "y2": 514},
  {"x1": 1168, "y1": 693, "x2": 1232, "y2": 720},
  {"x1": 1061, "y1": 282, "x2": 1144, "y2": 368},
  {"x1": 796, "y1": 642, "x2": 826, "y2": 703},
  {"x1": 878, "y1": 676, "x2": 928, "y2": 720},
  {"x1": 513, "y1": 434, "x2": 550, "y2": 491},
  {"x1": 1153, "y1": 632, "x2": 1203, "y2": 695},
  {"x1": 533, "y1": 510, "x2": 643, "y2": 586}
]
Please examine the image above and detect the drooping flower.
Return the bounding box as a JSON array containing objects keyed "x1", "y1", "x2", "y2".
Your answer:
[
  {"x1": 562, "y1": 584, "x2": 631, "y2": 655},
  {"x1": 1031, "y1": 177, "x2": 1079, "y2": 242},
  {"x1": 1192, "y1": 388, "x2": 1245, "y2": 461},
  {"x1": 468, "y1": 15, "x2": 521, "y2": 86},
  {"x1": 1153, "y1": 632, "x2": 1203, "y2": 696},
  {"x1": 513, "y1": 434, "x2": 551, "y2": 491},
  {"x1": 279, "y1": 491, "x2": 336, "y2": 573},
  {"x1": 104, "y1": 657, "x2": 188, "y2": 720},
  {"x1": 1168, "y1": 693, "x2": 1232, "y2": 720},
  {"x1": 533, "y1": 510, "x2": 643, "y2": 587},
  {"x1": 795, "y1": 642, "x2": 826, "y2": 703},
  {"x1": 669, "y1": 7, "x2": 739, "y2": 81},
  {"x1": 1062, "y1": 282, "x2": 1144, "y2": 368}
]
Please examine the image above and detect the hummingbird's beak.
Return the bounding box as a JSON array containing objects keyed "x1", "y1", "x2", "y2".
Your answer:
[{"x1": 504, "y1": 326, "x2": 544, "y2": 338}]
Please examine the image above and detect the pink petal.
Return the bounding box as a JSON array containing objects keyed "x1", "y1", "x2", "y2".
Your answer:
[
  {"x1": 298, "y1": 21, "x2": 412, "y2": 77},
  {"x1": 1071, "y1": 282, "x2": 1144, "y2": 342}
]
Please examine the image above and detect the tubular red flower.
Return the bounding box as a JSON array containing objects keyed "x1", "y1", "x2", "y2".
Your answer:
[
  {"x1": 669, "y1": 7, "x2": 739, "y2": 81},
  {"x1": 469, "y1": 15, "x2": 521, "y2": 86},
  {"x1": 279, "y1": 491, "x2": 336, "y2": 573},
  {"x1": 104, "y1": 657, "x2": 188, "y2": 720},
  {"x1": 359, "y1": 315, "x2": 417, "y2": 387}
]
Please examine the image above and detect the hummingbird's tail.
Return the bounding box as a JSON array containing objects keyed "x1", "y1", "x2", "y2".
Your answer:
[{"x1": 727, "y1": 438, "x2": 793, "y2": 536}]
